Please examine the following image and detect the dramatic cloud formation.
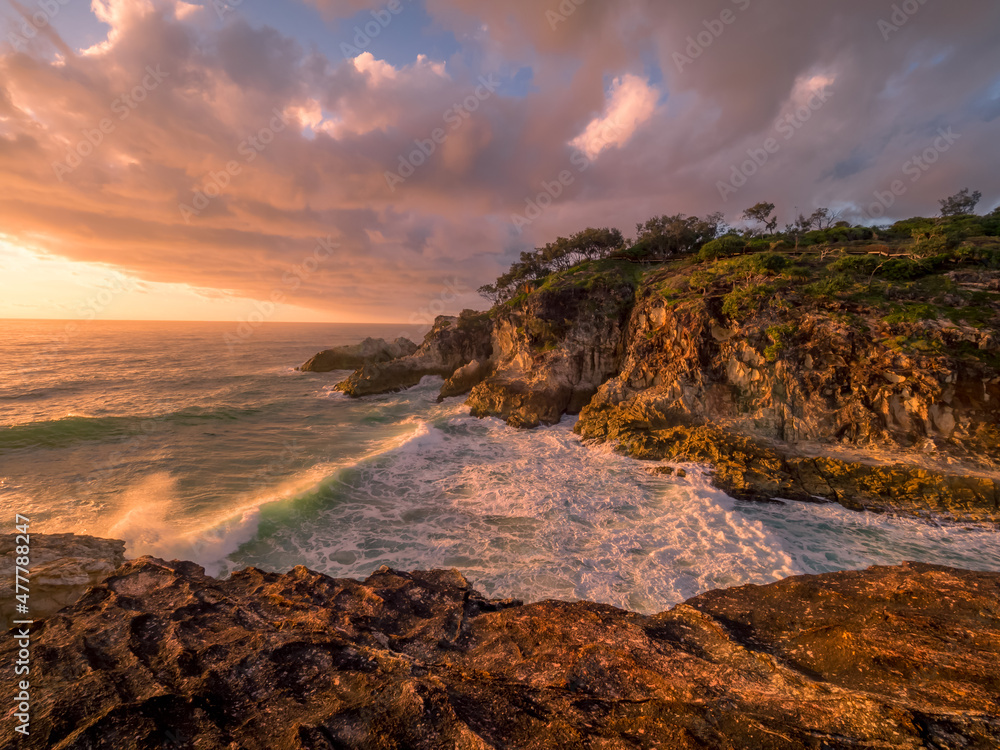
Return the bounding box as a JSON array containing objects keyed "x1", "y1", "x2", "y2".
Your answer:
[{"x1": 0, "y1": 0, "x2": 998, "y2": 321}]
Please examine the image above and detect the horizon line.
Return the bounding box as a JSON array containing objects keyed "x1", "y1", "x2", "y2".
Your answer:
[{"x1": 0, "y1": 317, "x2": 440, "y2": 326}]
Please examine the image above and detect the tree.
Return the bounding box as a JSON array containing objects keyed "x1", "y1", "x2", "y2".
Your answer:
[
  {"x1": 538, "y1": 227, "x2": 624, "y2": 270},
  {"x1": 634, "y1": 212, "x2": 723, "y2": 257},
  {"x1": 939, "y1": 188, "x2": 982, "y2": 217},
  {"x1": 742, "y1": 202, "x2": 777, "y2": 235},
  {"x1": 477, "y1": 227, "x2": 625, "y2": 305}
]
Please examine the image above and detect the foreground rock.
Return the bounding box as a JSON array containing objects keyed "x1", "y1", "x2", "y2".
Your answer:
[
  {"x1": 0, "y1": 534, "x2": 125, "y2": 630},
  {"x1": 3, "y1": 559, "x2": 998, "y2": 749},
  {"x1": 335, "y1": 311, "x2": 492, "y2": 398},
  {"x1": 299, "y1": 337, "x2": 417, "y2": 373}
]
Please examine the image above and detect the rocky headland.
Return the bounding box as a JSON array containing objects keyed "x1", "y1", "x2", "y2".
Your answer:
[
  {"x1": 330, "y1": 311, "x2": 493, "y2": 399},
  {"x1": 312, "y1": 217, "x2": 1000, "y2": 523},
  {"x1": 298, "y1": 337, "x2": 418, "y2": 373},
  {"x1": 2, "y1": 537, "x2": 999, "y2": 749}
]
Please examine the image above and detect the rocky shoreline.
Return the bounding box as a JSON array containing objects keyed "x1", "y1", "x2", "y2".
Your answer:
[
  {"x1": 305, "y1": 249, "x2": 1000, "y2": 524},
  {"x1": 2, "y1": 537, "x2": 999, "y2": 749}
]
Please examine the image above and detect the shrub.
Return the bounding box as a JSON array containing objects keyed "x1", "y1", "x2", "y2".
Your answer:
[
  {"x1": 698, "y1": 235, "x2": 746, "y2": 261},
  {"x1": 832, "y1": 256, "x2": 882, "y2": 276},
  {"x1": 764, "y1": 324, "x2": 796, "y2": 362},
  {"x1": 722, "y1": 283, "x2": 774, "y2": 319},
  {"x1": 731, "y1": 252, "x2": 791, "y2": 275},
  {"x1": 804, "y1": 275, "x2": 853, "y2": 297}
]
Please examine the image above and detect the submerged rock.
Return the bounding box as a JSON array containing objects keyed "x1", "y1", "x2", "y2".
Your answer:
[
  {"x1": 299, "y1": 337, "x2": 417, "y2": 373},
  {"x1": 0, "y1": 534, "x2": 125, "y2": 630},
  {"x1": 2, "y1": 558, "x2": 998, "y2": 749}
]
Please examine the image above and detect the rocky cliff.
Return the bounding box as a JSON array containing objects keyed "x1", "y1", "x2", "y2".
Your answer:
[
  {"x1": 320, "y1": 245, "x2": 1000, "y2": 520},
  {"x1": 334, "y1": 311, "x2": 493, "y2": 399},
  {"x1": 454, "y1": 250, "x2": 1000, "y2": 522},
  {"x1": 465, "y1": 261, "x2": 640, "y2": 428},
  {"x1": 3, "y1": 553, "x2": 999, "y2": 749}
]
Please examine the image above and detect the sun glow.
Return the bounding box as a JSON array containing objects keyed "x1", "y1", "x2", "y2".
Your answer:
[{"x1": 0, "y1": 237, "x2": 342, "y2": 322}]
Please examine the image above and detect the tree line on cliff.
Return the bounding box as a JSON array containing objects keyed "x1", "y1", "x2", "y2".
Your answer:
[{"x1": 478, "y1": 190, "x2": 1000, "y2": 306}]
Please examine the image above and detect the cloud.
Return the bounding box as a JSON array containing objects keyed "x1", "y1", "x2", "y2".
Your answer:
[
  {"x1": 0, "y1": 0, "x2": 998, "y2": 321},
  {"x1": 570, "y1": 74, "x2": 659, "y2": 160}
]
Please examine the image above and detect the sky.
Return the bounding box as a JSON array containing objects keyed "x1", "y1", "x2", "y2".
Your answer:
[{"x1": 1, "y1": 0, "x2": 999, "y2": 323}]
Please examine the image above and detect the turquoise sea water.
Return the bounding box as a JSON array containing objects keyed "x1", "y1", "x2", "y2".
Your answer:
[{"x1": 2, "y1": 319, "x2": 999, "y2": 614}]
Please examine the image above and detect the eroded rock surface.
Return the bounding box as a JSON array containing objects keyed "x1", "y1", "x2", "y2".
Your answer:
[
  {"x1": 0, "y1": 534, "x2": 125, "y2": 630},
  {"x1": 299, "y1": 338, "x2": 417, "y2": 373},
  {"x1": 2, "y1": 559, "x2": 997, "y2": 749},
  {"x1": 467, "y1": 262, "x2": 638, "y2": 428},
  {"x1": 575, "y1": 262, "x2": 1000, "y2": 522},
  {"x1": 335, "y1": 312, "x2": 493, "y2": 398}
]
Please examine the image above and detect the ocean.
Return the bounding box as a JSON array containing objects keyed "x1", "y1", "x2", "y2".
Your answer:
[{"x1": 2, "y1": 319, "x2": 999, "y2": 614}]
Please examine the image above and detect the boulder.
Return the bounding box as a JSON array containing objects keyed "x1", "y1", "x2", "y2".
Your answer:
[
  {"x1": 336, "y1": 312, "x2": 493, "y2": 397},
  {"x1": 0, "y1": 533, "x2": 125, "y2": 630},
  {"x1": 437, "y1": 359, "x2": 489, "y2": 401},
  {"x1": 298, "y1": 337, "x2": 417, "y2": 373}
]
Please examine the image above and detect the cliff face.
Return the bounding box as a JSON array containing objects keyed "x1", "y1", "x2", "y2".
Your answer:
[
  {"x1": 465, "y1": 261, "x2": 639, "y2": 428},
  {"x1": 580, "y1": 263, "x2": 1000, "y2": 461},
  {"x1": 3, "y1": 556, "x2": 998, "y2": 750},
  {"x1": 466, "y1": 255, "x2": 1000, "y2": 521},
  {"x1": 321, "y1": 251, "x2": 1000, "y2": 519}
]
